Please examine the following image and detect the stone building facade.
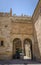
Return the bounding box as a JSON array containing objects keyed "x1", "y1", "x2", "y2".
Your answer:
[{"x1": 0, "y1": 0, "x2": 41, "y2": 60}]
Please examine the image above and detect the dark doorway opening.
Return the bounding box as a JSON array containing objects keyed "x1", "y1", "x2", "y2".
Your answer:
[{"x1": 12, "y1": 38, "x2": 22, "y2": 59}]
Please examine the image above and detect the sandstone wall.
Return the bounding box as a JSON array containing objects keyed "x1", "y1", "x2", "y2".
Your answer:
[
  {"x1": 11, "y1": 19, "x2": 34, "y2": 59},
  {"x1": 0, "y1": 17, "x2": 12, "y2": 60},
  {"x1": 35, "y1": 15, "x2": 41, "y2": 57},
  {"x1": 32, "y1": 0, "x2": 41, "y2": 60},
  {"x1": 11, "y1": 21, "x2": 33, "y2": 34},
  {"x1": 0, "y1": 17, "x2": 34, "y2": 60}
]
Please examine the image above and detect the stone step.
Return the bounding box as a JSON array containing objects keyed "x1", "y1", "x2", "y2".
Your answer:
[{"x1": 0, "y1": 59, "x2": 41, "y2": 64}]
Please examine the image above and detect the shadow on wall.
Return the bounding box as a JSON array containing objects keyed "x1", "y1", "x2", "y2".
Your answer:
[{"x1": 33, "y1": 27, "x2": 41, "y2": 60}]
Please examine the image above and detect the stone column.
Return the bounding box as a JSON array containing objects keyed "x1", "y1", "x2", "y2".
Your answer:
[{"x1": 22, "y1": 40, "x2": 24, "y2": 59}]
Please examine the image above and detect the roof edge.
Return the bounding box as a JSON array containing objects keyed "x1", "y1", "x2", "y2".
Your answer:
[
  {"x1": 32, "y1": 0, "x2": 40, "y2": 18},
  {"x1": 32, "y1": 0, "x2": 41, "y2": 23}
]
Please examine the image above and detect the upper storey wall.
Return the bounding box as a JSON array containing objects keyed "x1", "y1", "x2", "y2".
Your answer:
[
  {"x1": 0, "y1": 17, "x2": 11, "y2": 39},
  {"x1": 10, "y1": 17, "x2": 33, "y2": 35},
  {"x1": 0, "y1": 16, "x2": 33, "y2": 36}
]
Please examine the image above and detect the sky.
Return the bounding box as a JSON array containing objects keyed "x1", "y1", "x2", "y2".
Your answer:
[{"x1": 0, "y1": 0, "x2": 39, "y2": 16}]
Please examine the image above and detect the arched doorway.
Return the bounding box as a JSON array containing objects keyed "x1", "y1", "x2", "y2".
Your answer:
[
  {"x1": 24, "y1": 38, "x2": 33, "y2": 59},
  {"x1": 12, "y1": 38, "x2": 22, "y2": 59}
]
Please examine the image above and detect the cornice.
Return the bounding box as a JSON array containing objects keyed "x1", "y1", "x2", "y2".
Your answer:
[{"x1": 10, "y1": 16, "x2": 31, "y2": 21}]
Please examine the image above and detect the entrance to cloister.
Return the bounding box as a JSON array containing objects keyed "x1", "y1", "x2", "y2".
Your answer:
[
  {"x1": 12, "y1": 38, "x2": 22, "y2": 59},
  {"x1": 12, "y1": 38, "x2": 33, "y2": 59}
]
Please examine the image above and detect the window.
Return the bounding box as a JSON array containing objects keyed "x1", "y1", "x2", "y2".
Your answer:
[
  {"x1": 5, "y1": 25, "x2": 8, "y2": 28},
  {"x1": 0, "y1": 41, "x2": 4, "y2": 46}
]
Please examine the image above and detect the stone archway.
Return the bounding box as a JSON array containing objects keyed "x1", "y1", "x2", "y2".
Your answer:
[
  {"x1": 12, "y1": 38, "x2": 22, "y2": 59},
  {"x1": 24, "y1": 38, "x2": 33, "y2": 59}
]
